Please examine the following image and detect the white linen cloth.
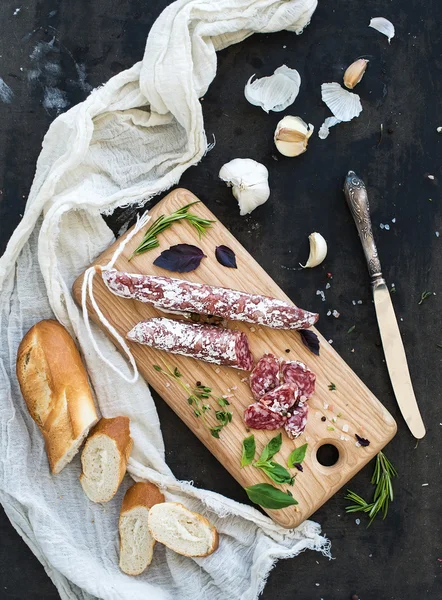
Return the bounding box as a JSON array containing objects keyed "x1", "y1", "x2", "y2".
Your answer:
[{"x1": 0, "y1": 1, "x2": 330, "y2": 599}]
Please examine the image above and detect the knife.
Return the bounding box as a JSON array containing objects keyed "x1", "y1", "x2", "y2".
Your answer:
[{"x1": 343, "y1": 170, "x2": 426, "y2": 439}]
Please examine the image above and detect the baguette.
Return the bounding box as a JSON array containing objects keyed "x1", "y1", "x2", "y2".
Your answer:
[
  {"x1": 147, "y1": 502, "x2": 219, "y2": 557},
  {"x1": 16, "y1": 319, "x2": 98, "y2": 474},
  {"x1": 80, "y1": 416, "x2": 133, "y2": 503},
  {"x1": 119, "y1": 482, "x2": 165, "y2": 575}
]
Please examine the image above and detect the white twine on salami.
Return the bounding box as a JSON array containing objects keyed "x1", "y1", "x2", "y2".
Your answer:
[{"x1": 81, "y1": 211, "x2": 151, "y2": 383}]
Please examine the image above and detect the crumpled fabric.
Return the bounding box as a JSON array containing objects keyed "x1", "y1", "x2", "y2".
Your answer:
[{"x1": 0, "y1": 1, "x2": 330, "y2": 599}]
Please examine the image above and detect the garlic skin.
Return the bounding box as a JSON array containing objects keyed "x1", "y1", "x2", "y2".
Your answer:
[
  {"x1": 369, "y1": 17, "x2": 395, "y2": 43},
  {"x1": 274, "y1": 116, "x2": 314, "y2": 157},
  {"x1": 300, "y1": 232, "x2": 328, "y2": 268},
  {"x1": 344, "y1": 59, "x2": 369, "y2": 89},
  {"x1": 219, "y1": 158, "x2": 270, "y2": 216},
  {"x1": 244, "y1": 65, "x2": 301, "y2": 113},
  {"x1": 318, "y1": 116, "x2": 341, "y2": 140},
  {"x1": 321, "y1": 82, "x2": 362, "y2": 122}
]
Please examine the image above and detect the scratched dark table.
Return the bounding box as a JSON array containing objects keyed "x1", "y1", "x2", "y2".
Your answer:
[{"x1": 1, "y1": 1, "x2": 441, "y2": 599}]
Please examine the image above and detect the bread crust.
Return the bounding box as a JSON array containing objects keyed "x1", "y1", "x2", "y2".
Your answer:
[
  {"x1": 121, "y1": 482, "x2": 165, "y2": 514},
  {"x1": 80, "y1": 416, "x2": 133, "y2": 501},
  {"x1": 16, "y1": 319, "x2": 98, "y2": 473},
  {"x1": 148, "y1": 502, "x2": 219, "y2": 557}
]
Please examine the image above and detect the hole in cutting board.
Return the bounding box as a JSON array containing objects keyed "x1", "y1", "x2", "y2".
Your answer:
[{"x1": 316, "y1": 443, "x2": 340, "y2": 467}]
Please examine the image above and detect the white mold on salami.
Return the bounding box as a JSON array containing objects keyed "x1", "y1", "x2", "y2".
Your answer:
[
  {"x1": 249, "y1": 353, "x2": 280, "y2": 399},
  {"x1": 280, "y1": 360, "x2": 316, "y2": 399},
  {"x1": 284, "y1": 402, "x2": 308, "y2": 439},
  {"x1": 102, "y1": 269, "x2": 319, "y2": 330},
  {"x1": 127, "y1": 317, "x2": 254, "y2": 370}
]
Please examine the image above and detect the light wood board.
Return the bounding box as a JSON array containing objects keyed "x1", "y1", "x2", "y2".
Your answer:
[{"x1": 73, "y1": 188, "x2": 397, "y2": 528}]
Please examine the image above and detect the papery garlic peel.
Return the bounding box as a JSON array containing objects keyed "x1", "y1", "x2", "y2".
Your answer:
[
  {"x1": 219, "y1": 158, "x2": 270, "y2": 216},
  {"x1": 274, "y1": 116, "x2": 314, "y2": 157},
  {"x1": 300, "y1": 232, "x2": 328, "y2": 268},
  {"x1": 344, "y1": 59, "x2": 369, "y2": 90}
]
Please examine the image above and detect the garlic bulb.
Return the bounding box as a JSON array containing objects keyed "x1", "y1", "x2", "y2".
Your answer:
[
  {"x1": 219, "y1": 158, "x2": 270, "y2": 216},
  {"x1": 321, "y1": 82, "x2": 362, "y2": 122},
  {"x1": 300, "y1": 232, "x2": 327, "y2": 268},
  {"x1": 344, "y1": 59, "x2": 369, "y2": 89},
  {"x1": 244, "y1": 65, "x2": 301, "y2": 113},
  {"x1": 369, "y1": 17, "x2": 395, "y2": 43},
  {"x1": 274, "y1": 116, "x2": 314, "y2": 157}
]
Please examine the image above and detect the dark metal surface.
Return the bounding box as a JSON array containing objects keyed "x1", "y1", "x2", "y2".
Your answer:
[{"x1": 1, "y1": 0, "x2": 441, "y2": 598}]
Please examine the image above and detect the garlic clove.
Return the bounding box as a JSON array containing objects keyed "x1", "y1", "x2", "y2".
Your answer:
[
  {"x1": 344, "y1": 59, "x2": 369, "y2": 89},
  {"x1": 369, "y1": 17, "x2": 395, "y2": 43},
  {"x1": 219, "y1": 158, "x2": 270, "y2": 216},
  {"x1": 244, "y1": 65, "x2": 301, "y2": 113},
  {"x1": 318, "y1": 116, "x2": 341, "y2": 139},
  {"x1": 300, "y1": 232, "x2": 328, "y2": 268},
  {"x1": 274, "y1": 115, "x2": 314, "y2": 157},
  {"x1": 321, "y1": 82, "x2": 362, "y2": 122}
]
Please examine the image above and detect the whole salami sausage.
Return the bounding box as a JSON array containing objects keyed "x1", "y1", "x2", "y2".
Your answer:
[
  {"x1": 244, "y1": 403, "x2": 285, "y2": 430},
  {"x1": 249, "y1": 353, "x2": 280, "y2": 399},
  {"x1": 102, "y1": 269, "x2": 319, "y2": 330},
  {"x1": 284, "y1": 402, "x2": 308, "y2": 439},
  {"x1": 280, "y1": 360, "x2": 316, "y2": 400},
  {"x1": 127, "y1": 317, "x2": 254, "y2": 370}
]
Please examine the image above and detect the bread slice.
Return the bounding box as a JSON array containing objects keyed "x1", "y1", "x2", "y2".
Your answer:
[
  {"x1": 80, "y1": 417, "x2": 133, "y2": 503},
  {"x1": 119, "y1": 482, "x2": 165, "y2": 575},
  {"x1": 147, "y1": 502, "x2": 219, "y2": 557},
  {"x1": 16, "y1": 320, "x2": 98, "y2": 474}
]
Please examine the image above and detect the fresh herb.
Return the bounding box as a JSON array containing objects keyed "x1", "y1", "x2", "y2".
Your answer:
[
  {"x1": 215, "y1": 245, "x2": 237, "y2": 268},
  {"x1": 258, "y1": 433, "x2": 282, "y2": 463},
  {"x1": 154, "y1": 361, "x2": 232, "y2": 437},
  {"x1": 245, "y1": 483, "x2": 298, "y2": 509},
  {"x1": 337, "y1": 412, "x2": 342, "y2": 418},
  {"x1": 355, "y1": 434, "x2": 370, "y2": 447},
  {"x1": 328, "y1": 382, "x2": 337, "y2": 391},
  {"x1": 327, "y1": 426, "x2": 335, "y2": 431},
  {"x1": 241, "y1": 435, "x2": 256, "y2": 467},
  {"x1": 437, "y1": 344, "x2": 442, "y2": 350},
  {"x1": 130, "y1": 201, "x2": 214, "y2": 259},
  {"x1": 347, "y1": 325, "x2": 356, "y2": 334},
  {"x1": 299, "y1": 329, "x2": 320, "y2": 356},
  {"x1": 293, "y1": 463, "x2": 303, "y2": 472},
  {"x1": 345, "y1": 452, "x2": 397, "y2": 525},
  {"x1": 153, "y1": 243, "x2": 206, "y2": 273},
  {"x1": 418, "y1": 291, "x2": 434, "y2": 305},
  {"x1": 287, "y1": 443, "x2": 308, "y2": 469}
]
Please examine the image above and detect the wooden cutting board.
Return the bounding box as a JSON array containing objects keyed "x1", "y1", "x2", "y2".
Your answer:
[{"x1": 73, "y1": 188, "x2": 397, "y2": 528}]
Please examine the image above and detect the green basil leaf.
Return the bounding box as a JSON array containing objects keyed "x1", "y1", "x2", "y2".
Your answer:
[
  {"x1": 245, "y1": 483, "x2": 298, "y2": 509},
  {"x1": 241, "y1": 435, "x2": 256, "y2": 467},
  {"x1": 259, "y1": 461, "x2": 294, "y2": 485},
  {"x1": 287, "y1": 443, "x2": 308, "y2": 469},
  {"x1": 259, "y1": 433, "x2": 282, "y2": 463}
]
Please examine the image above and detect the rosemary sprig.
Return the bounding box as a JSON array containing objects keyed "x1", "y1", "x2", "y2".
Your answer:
[
  {"x1": 130, "y1": 201, "x2": 215, "y2": 259},
  {"x1": 153, "y1": 361, "x2": 232, "y2": 438},
  {"x1": 418, "y1": 290, "x2": 434, "y2": 305},
  {"x1": 345, "y1": 451, "x2": 397, "y2": 526}
]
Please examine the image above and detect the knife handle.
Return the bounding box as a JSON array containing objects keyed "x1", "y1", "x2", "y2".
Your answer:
[{"x1": 344, "y1": 171, "x2": 384, "y2": 285}]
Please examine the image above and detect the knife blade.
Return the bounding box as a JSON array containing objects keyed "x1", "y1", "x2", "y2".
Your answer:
[{"x1": 343, "y1": 170, "x2": 425, "y2": 439}]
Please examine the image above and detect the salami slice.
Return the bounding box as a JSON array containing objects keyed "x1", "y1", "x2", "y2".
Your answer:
[
  {"x1": 249, "y1": 353, "x2": 280, "y2": 399},
  {"x1": 280, "y1": 360, "x2": 316, "y2": 400},
  {"x1": 284, "y1": 402, "x2": 308, "y2": 439},
  {"x1": 244, "y1": 403, "x2": 285, "y2": 430},
  {"x1": 127, "y1": 318, "x2": 254, "y2": 370},
  {"x1": 102, "y1": 269, "x2": 319, "y2": 330},
  {"x1": 259, "y1": 383, "x2": 299, "y2": 416}
]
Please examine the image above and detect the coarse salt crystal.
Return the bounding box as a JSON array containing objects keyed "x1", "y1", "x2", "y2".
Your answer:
[
  {"x1": 357, "y1": 300, "x2": 362, "y2": 304},
  {"x1": 231, "y1": 385, "x2": 237, "y2": 390},
  {"x1": 437, "y1": 127, "x2": 442, "y2": 133},
  {"x1": 327, "y1": 310, "x2": 332, "y2": 316},
  {"x1": 436, "y1": 232, "x2": 440, "y2": 237},
  {"x1": 340, "y1": 435, "x2": 345, "y2": 440},
  {"x1": 215, "y1": 368, "x2": 220, "y2": 373},
  {"x1": 428, "y1": 174, "x2": 435, "y2": 180},
  {"x1": 384, "y1": 224, "x2": 390, "y2": 231},
  {"x1": 380, "y1": 223, "x2": 385, "y2": 229},
  {"x1": 325, "y1": 282, "x2": 331, "y2": 289},
  {"x1": 422, "y1": 483, "x2": 429, "y2": 487},
  {"x1": 355, "y1": 441, "x2": 361, "y2": 447},
  {"x1": 392, "y1": 218, "x2": 396, "y2": 223},
  {"x1": 323, "y1": 402, "x2": 329, "y2": 409},
  {"x1": 328, "y1": 339, "x2": 333, "y2": 344},
  {"x1": 240, "y1": 377, "x2": 247, "y2": 383},
  {"x1": 165, "y1": 382, "x2": 171, "y2": 388},
  {"x1": 316, "y1": 290, "x2": 326, "y2": 302},
  {"x1": 352, "y1": 300, "x2": 356, "y2": 306},
  {"x1": 250, "y1": 327, "x2": 256, "y2": 332},
  {"x1": 332, "y1": 309, "x2": 340, "y2": 318},
  {"x1": 342, "y1": 423, "x2": 349, "y2": 432},
  {"x1": 355, "y1": 518, "x2": 361, "y2": 525}
]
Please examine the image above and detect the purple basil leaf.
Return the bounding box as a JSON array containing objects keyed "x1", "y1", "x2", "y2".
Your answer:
[
  {"x1": 355, "y1": 434, "x2": 370, "y2": 447},
  {"x1": 294, "y1": 463, "x2": 303, "y2": 472},
  {"x1": 153, "y1": 244, "x2": 206, "y2": 273},
  {"x1": 299, "y1": 329, "x2": 320, "y2": 356},
  {"x1": 215, "y1": 245, "x2": 237, "y2": 268}
]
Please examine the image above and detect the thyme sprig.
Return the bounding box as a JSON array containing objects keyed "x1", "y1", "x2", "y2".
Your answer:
[
  {"x1": 345, "y1": 451, "x2": 397, "y2": 526},
  {"x1": 130, "y1": 201, "x2": 215, "y2": 259}
]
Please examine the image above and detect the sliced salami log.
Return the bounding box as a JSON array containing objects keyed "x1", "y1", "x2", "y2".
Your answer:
[
  {"x1": 280, "y1": 360, "x2": 316, "y2": 400},
  {"x1": 102, "y1": 269, "x2": 319, "y2": 330},
  {"x1": 127, "y1": 318, "x2": 254, "y2": 370},
  {"x1": 284, "y1": 402, "x2": 309, "y2": 439},
  {"x1": 244, "y1": 403, "x2": 285, "y2": 430},
  {"x1": 249, "y1": 353, "x2": 280, "y2": 399},
  {"x1": 259, "y1": 383, "x2": 299, "y2": 416}
]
